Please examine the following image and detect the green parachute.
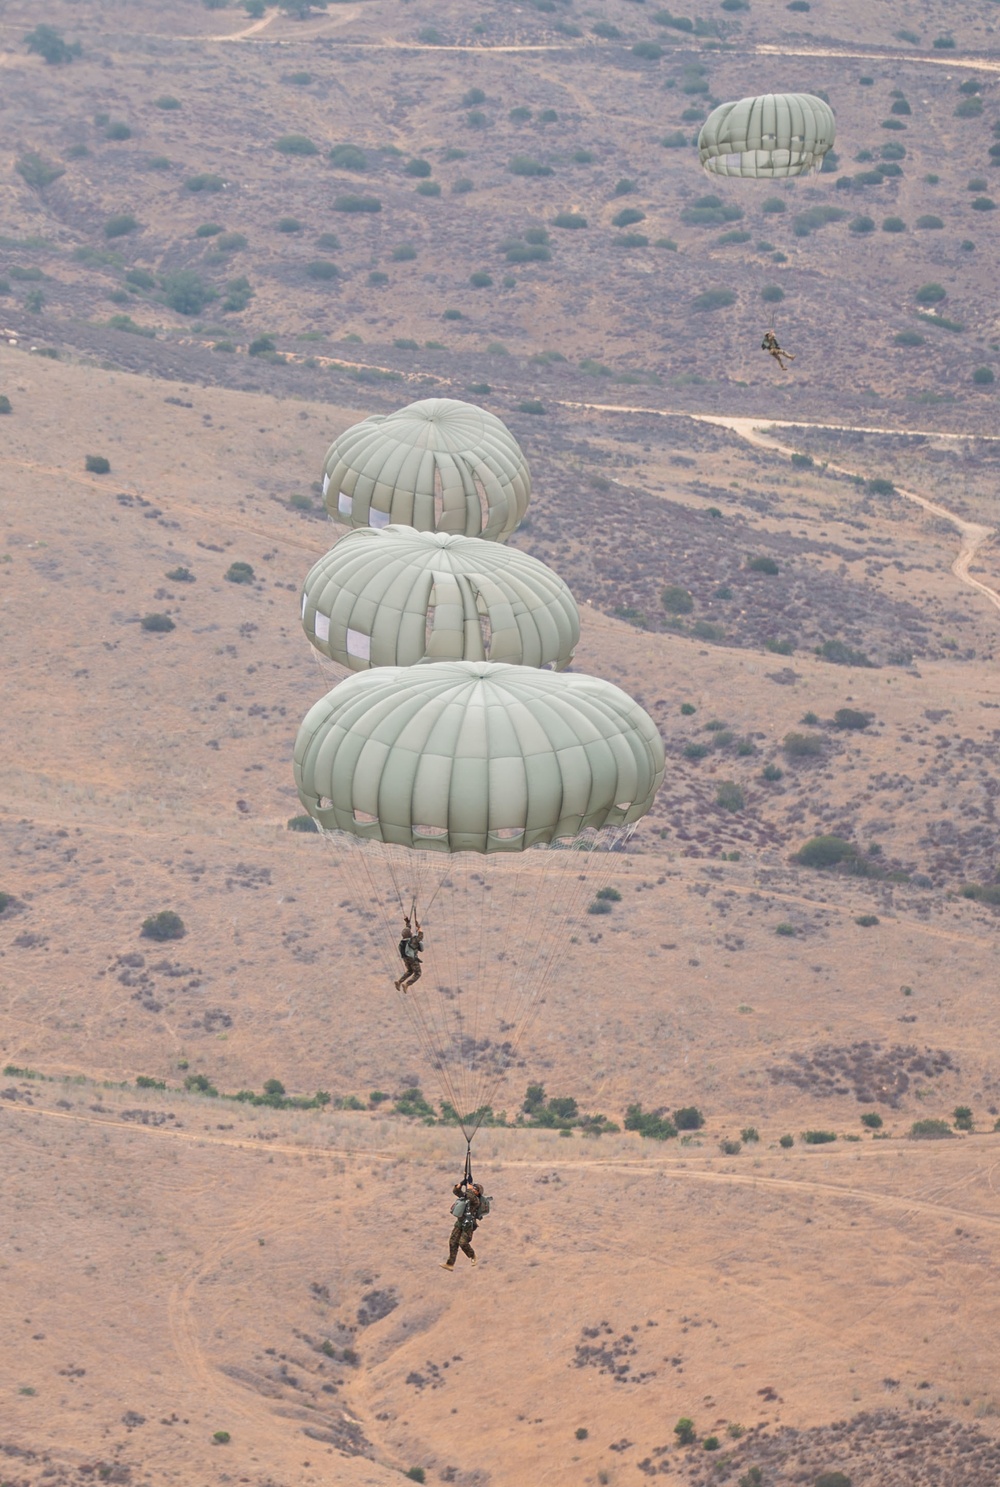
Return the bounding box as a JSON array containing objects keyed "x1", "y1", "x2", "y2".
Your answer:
[{"x1": 698, "y1": 92, "x2": 836, "y2": 178}]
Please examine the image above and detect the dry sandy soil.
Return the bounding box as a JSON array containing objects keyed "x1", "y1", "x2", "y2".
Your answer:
[{"x1": 2, "y1": 3, "x2": 1000, "y2": 1486}]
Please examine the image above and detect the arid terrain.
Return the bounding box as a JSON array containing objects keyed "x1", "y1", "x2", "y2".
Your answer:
[{"x1": 2, "y1": 2, "x2": 1000, "y2": 1485}]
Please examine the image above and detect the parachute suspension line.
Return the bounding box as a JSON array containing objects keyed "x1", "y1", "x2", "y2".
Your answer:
[{"x1": 463, "y1": 1141, "x2": 473, "y2": 1186}]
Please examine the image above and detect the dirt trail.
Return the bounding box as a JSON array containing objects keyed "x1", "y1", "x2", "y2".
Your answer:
[
  {"x1": 698, "y1": 413, "x2": 1000, "y2": 616},
  {"x1": 14, "y1": 1102, "x2": 1000, "y2": 1232}
]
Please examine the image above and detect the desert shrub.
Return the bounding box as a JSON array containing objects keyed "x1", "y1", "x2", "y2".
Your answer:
[
  {"x1": 329, "y1": 143, "x2": 367, "y2": 170},
  {"x1": 0, "y1": 396, "x2": 11, "y2": 415},
  {"x1": 108, "y1": 314, "x2": 154, "y2": 337},
  {"x1": 692, "y1": 287, "x2": 735, "y2": 311},
  {"x1": 662, "y1": 130, "x2": 688, "y2": 147},
  {"x1": 815, "y1": 1475, "x2": 852, "y2": 1487},
  {"x1": 305, "y1": 260, "x2": 339, "y2": 281},
  {"x1": 625, "y1": 1104, "x2": 677, "y2": 1140},
  {"x1": 165, "y1": 566, "x2": 194, "y2": 583},
  {"x1": 614, "y1": 232, "x2": 648, "y2": 248},
  {"x1": 105, "y1": 121, "x2": 132, "y2": 141},
  {"x1": 163, "y1": 270, "x2": 215, "y2": 315},
  {"x1": 794, "y1": 834, "x2": 857, "y2": 868},
  {"x1": 661, "y1": 584, "x2": 693, "y2": 614},
  {"x1": 142, "y1": 910, "x2": 185, "y2": 941},
  {"x1": 405, "y1": 1471, "x2": 426, "y2": 1484},
  {"x1": 818, "y1": 637, "x2": 872, "y2": 666},
  {"x1": 761, "y1": 285, "x2": 785, "y2": 304},
  {"x1": 972, "y1": 196, "x2": 996, "y2": 211},
  {"x1": 510, "y1": 156, "x2": 552, "y2": 177},
  {"x1": 442, "y1": 308, "x2": 462, "y2": 321},
  {"x1": 140, "y1": 612, "x2": 175, "y2": 632},
  {"x1": 415, "y1": 180, "x2": 441, "y2": 197},
  {"x1": 855, "y1": 914, "x2": 879, "y2": 927},
  {"x1": 333, "y1": 194, "x2": 381, "y2": 212},
  {"x1": 777, "y1": 922, "x2": 796, "y2": 936},
  {"x1": 954, "y1": 1105, "x2": 973, "y2": 1131},
  {"x1": 221, "y1": 276, "x2": 253, "y2": 312},
  {"x1": 85, "y1": 454, "x2": 111, "y2": 474},
  {"x1": 911, "y1": 1118, "x2": 954, "y2": 1139},
  {"x1": 741, "y1": 1127, "x2": 759, "y2": 1143},
  {"x1": 24, "y1": 23, "x2": 82, "y2": 64},
  {"x1": 404, "y1": 157, "x2": 432, "y2": 178},
  {"x1": 225, "y1": 561, "x2": 255, "y2": 584},
  {"x1": 553, "y1": 211, "x2": 587, "y2": 229},
  {"x1": 596, "y1": 887, "x2": 622, "y2": 902},
  {"x1": 147, "y1": 156, "x2": 171, "y2": 171},
  {"x1": 747, "y1": 554, "x2": 779, "y2": 574},
  {"x1": 391, "y1": 243, "x2": 417, "y2": 262},
  {"x1": 715, "y1": 781, "x2": 744, "y2": 812},
  {"x1": 684, "y1": 742, "x2": 709, "y2": 760},
  {"x1": 849, "y1": 215, "x2": 874, "y2": 234},
  {"x1": 894, "y1": 329, "x2": 925, "y2": 346},
  {"x1": 276, "y1": 217, "x2": 302, "y2": 233},
  {"x1": 104, "y1": 213, "x2": 139, "y2": 239},
  {"x1": 612, "y1": 207, "x2": 646, "y2": 228},
  {"x1": 778, "y1": 1134, "x2": 794, "y2": 1148},
  {"x1": 469, "y1": 271, "x2": 493, "y2": 288},
  {"x1": 128, "y1": 269, "x2": 157, "y2": 291},
  {"x1": 195, "y1": 222, "x2": 223, "y2": 238},
  {"x1": 674, "y1": 1106, "x2": 704, "y2": 1130},
  {"x1": 882, "y1": 216, "x2": 905, "y2": 232},
  {"x1": 683, "y1": 199, "x2": 743, "y2": 227},
  {"x1": 762, "y1": 763, "x2": 783, "y2": 782},
  {"x1": 761, "y1": 197, "x2": 786, "y2": 214},
  {"x1": 587, "y1": 899, "x2": 612, "y2": 916},
  {"x1": 286, "y1": 813, "x2": 319, "y2": 834},
  {"x1": 916, "y1": 282, "x2": 946, "y2": 304},
  {"x1": 960, "y1": 882, "x2": 1000, "y2": 905},
  {"x1": 973, "y1": 367, "x2": 995, "y2": 385},
  {"x1": 833, "y1": 707, "x2": 871, "y2": 730},
  {"x1": 859, "y1": 1112, "x2": 883, "y2": 1129},
  {"x1": 275, "y1": 133, "x2": 318, "y2": 156},
  {"x1": 633, "y1": 40, "x2": 663, "y2": 59},
  {"x1": 674, "y1": 1418, "x2": 697, "y2": 1446},
  {"x1": 794, "y1": 205, "x2": 846, "y2": 235},
  {"x1": 16, "y1": 152, "x2": 65, "y2": 188},
  {"x1": 915, "y1": 215, "x2": 944, "y2": 231},
  {"x1": 703, "y1": 1437, "x2": 720, "y2": 1451},
  {"x1": 803, "y1": 1130, "x2": 837, "y2": 1144},
  {"x1": 593, "y1": 20, "x2": 622, "y2": 38}
]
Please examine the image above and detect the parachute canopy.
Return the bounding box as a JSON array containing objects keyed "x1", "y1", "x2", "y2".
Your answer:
[
  {"x1": 698, "y1": 93, "x2": 835, "y2": 178},
  {"x1": 321, "y1": 398, "x2": 531, "y2": 542},
  {"x1": 300, "y1": 526, "x2": 580, "y2": 673},
  {"x1": 293, "y1": 661, "x2": 665, "y2": 853}
]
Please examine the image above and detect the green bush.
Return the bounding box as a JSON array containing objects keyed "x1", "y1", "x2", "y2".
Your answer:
[
  {"x1": 405, "y1": 1471, "x2": 426, "y2": 1484},
  {"x1": 911, "y1": 1118, "x2": 954, "y2": 1139},
  {"x1": 415, "y1": 180, "x2": 441, "y2": 197},
  {"x1": 212, "y1": 1431, "x2": 231, "y2": 1445},
  {"x1": 141, "y1": 612, "x2": 175, "y2": 632},
  {"x1": 222, "y1": 276, "x2": 253, "y2": 312},
  {"x1": 915, "y1": 215, "x2": 944, "y2": 230},
  {"x1": 815, "y1": 1474, "x2": 852, "y2": 1487},
  {"x1": 882, "y1": 216, "x2": 905, "y2": 232},
  {"x1": 715, "y1": 781, "x2": 744, "y2": 812},
  {"x1": 166, "y1": 566, "x2": 194, "y2": 583},
  {"x1": 833, "y1": 707, "x2": 871, "y2": 730},
  {"x1": 794, "y1": 834, "x2": 856, "y2": 867},
  {"x1": 633, "y1": 40, "x2": 663, "y2": 59},
  {"x1": 553, "y1": 211, "x2": 587, "y2": 229},
  {"x1": 329, "y1": 144, "x2": 367, "y2": 170},
  {"x1": 587, "y1": 899, "x2": 612, "y2": 915},
  {"x1": 0, "y1": 395, "x2": 11, "y2": 415},
  {"x1": 779, "y1": 1134, "x2": 793, "y2": 1148},
  {"x1": 518, "y1": 399, "x2": 545, "y2": 415},
  {"x1": 973, "y1": 366, "x2": 995, "y2": 385},
  {"x1": 305, "y1": 260, "x2": 339, "y2": 280},
  {"x1": 662, "y1": 130, "x2": 688, "y2": 148},
  {"x1": 915, "y1": 282, "x2": 946, "y2": 304},
  {"x1": 762, "y1": 284, "x2": 784, "y2": 303},
  {"x1": 163, "y1": 270, "x2": 216, "y2": 315},
  {"x1": 391, "y1": 244, "x2": 417, "y2": 262},
  {"x1": 105, "y1": 213, "x2": 139, "y2": 239},
  {"x1": 674, "y1": 1106, "x2": 704, "y2": 1130},
  {"x1": 287, "y1": 814, "x2": 318, "y2": 833},
  {"x1": 276, "y1": 217, "x2": 302, "y2": 233},
  {"x1": 661, "y1": 583, "x2": 693, "y2": 614},
  {"x1": 510, "y1": 156, "x2": 552, "y2": 177},
  {"x1": 404, "y1": 157, "x2": 432, "y2": 178},
  {"x1": 894, "y1": 329, "x2": 925, "y2": 346},
  {"x1": 142, "y1": 910, "x2": 186, "y2": 941},
  {"x1": 596, "y1": 887, "x2": 622, "y2": 902},
  {"x1": 85, "y1": 454, "x2": 111, "y2": 474},
  {"x1": 803, "y1": 1130, "x2": 837, "y2": 1144},
  {"x1": 275, "y1": 134, "x2": 318, "y2": 156},
  {"x1": 692, "y1": 288, "x2": 735, "y2": 311},
  {"x1": 612, "y1": 207, "x2": 645, "y2": 228},
  {"x1": 849, "y1": 215, "x2": 875, "y2": 234},
  {"x1": 776, "y1": 922, "x2": 795, "y2": 937},
  {"x1": 24, "y1": 24, "x2": 82, "y2": 64},
  {"x1": 104, "y1": 122, "x2": 133, "y2": 141},
  {"x1": 625, "y1": 1104, "x2": 677, "y2": 1140},
  {"x1": 860, "y1": 1112, "x2": 883, "y2": 1129},
  {"x1": 762, "y1": 197, "x2": 786, "y2": 214},
  {"x1": 16, "y1": 152, "x2": 65, "y2": 188},
  {"x1": 333, "y1": 194, "x2": 381, "y2": 212},
  {"x1": 855, "y1": 914, "x2": 879, "y2": 927},
  {"x1": 195, "y1": 222, "x2": 223, "y2": 238},
  {"x1": 184, "y1": 172, "x2": 223, "y2": 194},
  {"x1": 747, "y1": 554, "x2": 779, "y2": 574},
  {"x1": 674, "y1": 1418, "x2": 696, "y2": 1445},
  {"x1": 762, "y1": 762, "x2": 783, "y2": 781},
  {"x1": 954, "y1": 1105, "x2": 973, "y2": 1131},
  {"x1": 225, "y1": 561, "x2": 255, "y2": 584}
]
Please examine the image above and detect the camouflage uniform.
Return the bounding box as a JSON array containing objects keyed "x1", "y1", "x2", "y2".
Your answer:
[{"x1": 444, "y1": 1183, "x2": 481, "y2": 1268}]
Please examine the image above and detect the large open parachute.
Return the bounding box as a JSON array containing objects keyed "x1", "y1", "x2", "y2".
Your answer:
[
  {"x1": 300, "y1": 526, "x2": 580, "y2": 672},
  {"x1": 698, "y1": 92, "x2": 835, "y2": 178},
  {"x1": 321, "y1": 398, "x2": 531, "y2": 541},
  {"x1": 293, "y1": 662, "x2": 664, "y2": 1136}
]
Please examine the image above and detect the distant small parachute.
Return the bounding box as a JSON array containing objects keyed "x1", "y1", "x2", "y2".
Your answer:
[
  {"x1": 698, "y1": 93, "x2": 835, "y2": 178},
  {"x1": 300, "y1": 526, "x2": 580, "y2": 672},
  {"x1": 293, "y1": 662, "x2": 664, "y2": 1137},
  {"x1": 321, "y1": 398, "x2": 530, "y2": 541}
]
